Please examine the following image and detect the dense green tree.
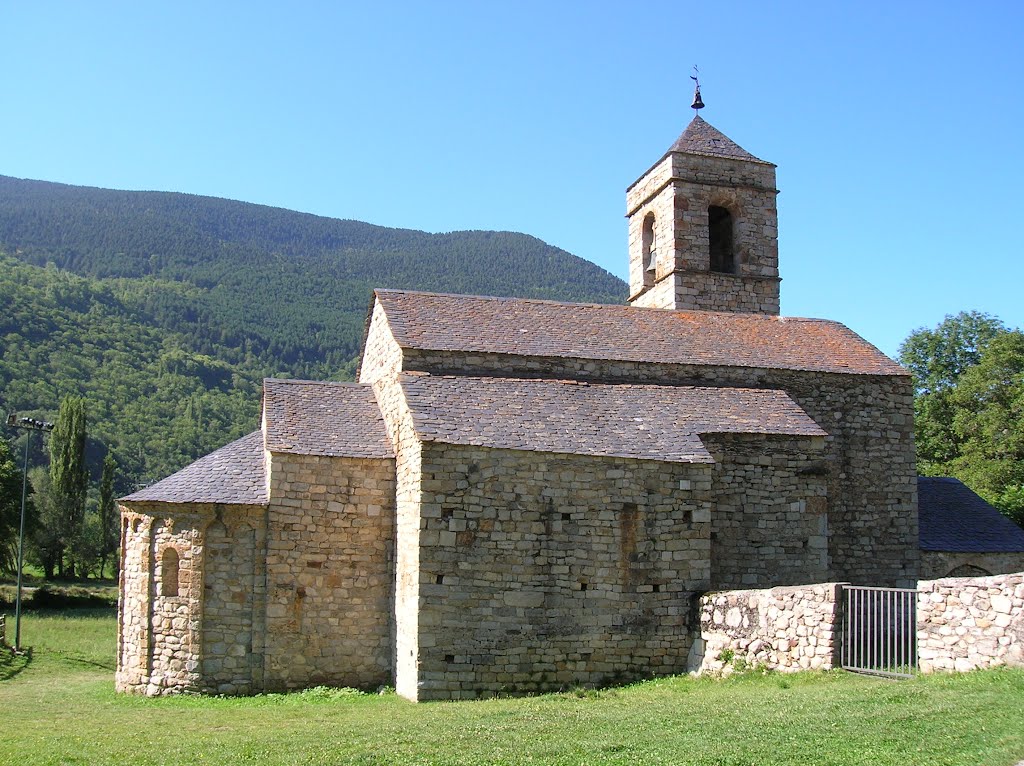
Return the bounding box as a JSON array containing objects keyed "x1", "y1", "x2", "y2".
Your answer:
[
  {"x1": 72, "y1": 509, "x2": 104, "y2": 580},
  {"x1": 27, "y1": 467, "x2": 60, "y2": 579},
  {"x1": 98, "y1": 453, "x2": 119, "y2": 577},
  {"x1": 0, "y1": 438, "x2": 31, "y2": 574},
  {"x1": 900, "y1": 315, "x2": 1024, "y2": 526},
  {"x1": 899, "y1": 311, "x2": 1007, "y2": 395},
  {"x1": 899, "y1": 312, "x2": 1008, "y2": 472},
  {"x1": 948, "y1": 331, "x2": 1024, "y2": 525},
  {"x1": 49, "y1": 396, "x2": 89, "y2": 578}
]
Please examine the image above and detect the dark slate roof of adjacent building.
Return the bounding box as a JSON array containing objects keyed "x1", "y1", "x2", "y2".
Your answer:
[
  {"x1": 263, "y1": 379, "x2": 394, "y2": 459},
  {"x1": 374, "y1": 290, "x2": 906, "y2": 377},
  {"x1": 121, "y1": 431, "x2": 268, "y2": 506},
  {"x1": 919, "y1": 476, "x2": 1024, "y2": 552},
  {"x1": 400, "y1": 373, "x2": 825, "y2": 463},
  {"x1": 667, "y1": 116, "x2": 772, "y2": 165}
]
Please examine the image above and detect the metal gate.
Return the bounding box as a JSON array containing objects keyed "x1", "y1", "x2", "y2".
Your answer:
[{"x1": 841, "y1": 585, "x2": 918, "y2": 678}]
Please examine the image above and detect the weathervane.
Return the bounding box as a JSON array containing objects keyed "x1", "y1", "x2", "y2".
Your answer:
[{"x1": 690, "y1": 66, "x2": 705, "y2": 112}]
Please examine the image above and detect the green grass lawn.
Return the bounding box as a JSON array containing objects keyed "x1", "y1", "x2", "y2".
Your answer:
[{"x1": 1, "y1": 610, "x2": 1022, "y2": 766}]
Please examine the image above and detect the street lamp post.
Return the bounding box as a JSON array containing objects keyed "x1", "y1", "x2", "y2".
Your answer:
[{"x1": 5, "y1": 413, "x2": 54, "y2": 653}]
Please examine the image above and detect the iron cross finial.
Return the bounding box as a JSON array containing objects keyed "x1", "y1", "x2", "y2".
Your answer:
[{"x1": 690, "y1": 66, "x2": 704, "y2": 111}]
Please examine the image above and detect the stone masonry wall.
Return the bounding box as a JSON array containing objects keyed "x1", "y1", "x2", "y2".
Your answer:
[
  {"x1": 358, "y1": 298, "x2": 404, "y2": 389},
  {"x1": 202, "y1": 515, "x2": 263, "y2": 694},
  {"x1": 412, "y1": 443, "x2": 713, "y2": 700},
  {"x1": 626, "y1": 154, "x2": 673, "y2": 298},
  {"x1": 117, "y1": 502, "x2": 265, "y2": 695},
  {"x1": 358, "y1": 302, "x2": 424, "y2": 700},
  {"x1": 118, "y1": 511, "x2": 155, "y2": 692},
  {"x1": 921, "y1": 551, "x2": 1024, "y2": 580},
  {"x1": 262, "y1": 452, "x2": 395, "y2": 691},
  {"x1": 703, "y1": 434, "x2": 829, "y2": 589},
  {"x1": 692, "y1": 583, "x2": 844, "y2": 674},
  {"x1": 917, "y1": 572, "x2": 1024, "y2": 673},
  {"x1": 401, "y1": 350, "x2": 918, "y2": 587}
]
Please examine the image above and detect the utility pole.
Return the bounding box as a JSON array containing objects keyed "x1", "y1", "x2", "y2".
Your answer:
[{"x1": 6, "y1": 413, "x2": 54, "y2": 653}]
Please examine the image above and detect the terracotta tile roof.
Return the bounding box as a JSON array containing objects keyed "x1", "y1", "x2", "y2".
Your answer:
[
  {"x1": 919, "y1": 477, "x2": 1024, "y2": 552},
  {"x1": 667, "y1": 116, "x2": 772, "y2": 165},
  {"x1": 375, "y1": 290, "x2": 906, "y2": 377},
  {"x1": 263, "y1": 378, "x2": 394, "y2": 458},
  {"x1": 120, "y1": 431, "x2": 268, "y2": 505},
  {"x1": 400, "y1": 373, "x2": 825, "y2": 463}
]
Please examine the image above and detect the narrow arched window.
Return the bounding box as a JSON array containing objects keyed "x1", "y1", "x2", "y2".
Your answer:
[
  {"x1": 161, "y1": 547, "x2": 181, "y2": 597},
  {"x1": 708, "y1": 205, "x2": 734, "y2": 273},
  {"x1": 641, "y1": 213, "x2": 657, "y2": 286}
]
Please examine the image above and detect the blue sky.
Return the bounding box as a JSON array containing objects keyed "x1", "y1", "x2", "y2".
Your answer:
[{"x1": 3, "y1": 1, "x2": 1022, "y2": 358}]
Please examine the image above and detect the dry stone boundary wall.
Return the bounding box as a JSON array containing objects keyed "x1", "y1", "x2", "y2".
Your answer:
[
  {"x1": 917, "y1": 572, "x2": 1024, "y2": 672},
  {"x1": 691, "y1": 582, "x2": 842, "y2": 674},
  {"x1": 694, "y1": 573, "x2": 1023, "y2": 676}
]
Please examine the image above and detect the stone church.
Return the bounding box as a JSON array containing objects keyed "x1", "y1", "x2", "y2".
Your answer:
[{"x1": 116, "y1": 114, "x2": 920, "y2": 701}]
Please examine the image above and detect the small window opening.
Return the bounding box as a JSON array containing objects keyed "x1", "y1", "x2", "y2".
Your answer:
[
  {"x1": 435, "y1": 574, "x2": 445, "y2": 585},
  {"x1": 444, "y1": 654, "x2": 455, "y2": 663},
  {"x1": 653, "y1": 583, "x2": 661, "y2": 593},
  {"x1": 641, "y1": 213, "x2": 657, "y2": 286},
  {"x1": 160, "y1": 547, "x2": 181, "y2": 597},
  {"x1": 708, "y1": 205, "x2": 735, "y2": 273}
]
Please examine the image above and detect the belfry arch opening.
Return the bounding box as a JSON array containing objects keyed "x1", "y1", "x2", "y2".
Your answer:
[
  {"x1": 708, "y1": 205, "x2": 735, "y2": 274},
  {"x1": 641, "y1": 212, "x2": 657, "y2": 286}
]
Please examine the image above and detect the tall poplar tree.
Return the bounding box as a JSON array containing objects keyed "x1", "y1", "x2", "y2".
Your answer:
[
  {"x1": 49, "y1": 396, "x2": 88, "y2": 578},
  {"x1": 98, "y1": 452, "x2": 119, "y2": 577}
]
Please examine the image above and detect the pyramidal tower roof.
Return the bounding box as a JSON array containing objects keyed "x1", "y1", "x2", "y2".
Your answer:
[{"x1": 667, "y1": 115, "x2": 772, "y2": 165}]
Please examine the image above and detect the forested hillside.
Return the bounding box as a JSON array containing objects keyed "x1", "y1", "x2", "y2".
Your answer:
[{"x1": 0, "y1": 175, "x2": 627, "y2": 488}]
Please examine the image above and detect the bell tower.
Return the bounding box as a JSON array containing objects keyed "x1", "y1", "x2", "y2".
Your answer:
[{"x1": 626, "y1": 115, "x2": 781, "y2": 314}]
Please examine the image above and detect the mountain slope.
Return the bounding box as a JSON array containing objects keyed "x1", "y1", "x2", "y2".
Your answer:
[{"x1": 0, "y1": 175, "x2": 627, "y2": 485}]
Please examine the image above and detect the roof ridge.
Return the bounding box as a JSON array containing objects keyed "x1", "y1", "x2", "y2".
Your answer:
[
  {"x1": 375, "y1": 287, "x2": 620, "y2": 311},
  {"x1": 264, "y1": 377, "x2": 371, "y2": 388},
  {"x1": 376, "y1": 288, "x2": 844, "y2": 324}
]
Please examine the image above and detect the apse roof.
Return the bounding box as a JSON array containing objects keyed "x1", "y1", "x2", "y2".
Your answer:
[{"x1": 120, "y1": 430, "x2": 268, "y2": 506}]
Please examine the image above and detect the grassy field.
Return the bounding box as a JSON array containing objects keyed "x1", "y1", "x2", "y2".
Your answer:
[{"x1": 1, "y1": 611, "x2": 1022, "y2": 766}]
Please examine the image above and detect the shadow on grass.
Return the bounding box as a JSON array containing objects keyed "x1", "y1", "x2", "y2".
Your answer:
[
  {"x1": 0, "y1": 645, "x2": 33, "y2": 681},
  {"x1": 59, "y1": 654, "x2": 116, "y2": 672},
  {"x1": 0, "y1": 583, "x2": 118, "y2": 612}
]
